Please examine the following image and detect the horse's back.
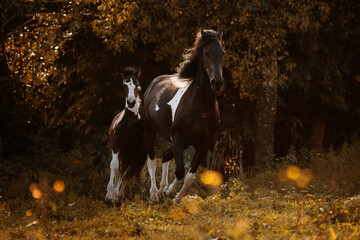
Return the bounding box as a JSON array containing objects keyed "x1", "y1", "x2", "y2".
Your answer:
[{"x1": 143, "y1": 74, "x2": 193, "y2": 141}]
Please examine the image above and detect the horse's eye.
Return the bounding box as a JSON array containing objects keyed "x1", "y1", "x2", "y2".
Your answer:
[{"x1": 204, "y1": 51, "x2": 210, "y2": 57}]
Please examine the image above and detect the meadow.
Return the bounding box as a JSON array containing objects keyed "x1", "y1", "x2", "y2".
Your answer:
[{"x1": 1, "y1": 140, "x2": 360, "y2": 239}]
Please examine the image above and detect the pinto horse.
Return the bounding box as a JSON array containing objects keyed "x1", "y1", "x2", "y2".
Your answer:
[
  {"x1": 142, "y1": 28, "x2": 225, "y2": 203},
  {"x1": 104, "y1": 67, "x2": 147, "y2": 206}
]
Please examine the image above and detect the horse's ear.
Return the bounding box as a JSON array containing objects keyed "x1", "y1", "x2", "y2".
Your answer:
[
  {"x1": 201, "y1": 28, "x2": 206, "y2": 37},
  {"x1": 217, "y1": 26, "x2": 222, "y2": 41}
]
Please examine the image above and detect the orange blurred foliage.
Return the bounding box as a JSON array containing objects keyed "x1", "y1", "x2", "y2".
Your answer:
[
  {"x1": 172, "y1": 207, "x2": 186, "y2": 221},
  {"x1": 185, "y1": 200, "x2": 199, "y2": 214}
]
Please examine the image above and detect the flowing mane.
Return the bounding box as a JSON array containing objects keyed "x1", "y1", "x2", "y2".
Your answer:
[{"x1": 177, "y1": 29, "x2": 222, "y2": 78}]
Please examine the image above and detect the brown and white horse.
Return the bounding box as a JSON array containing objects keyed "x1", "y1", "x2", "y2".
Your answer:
[
  {"x1": 142, "y1": 28, "x2": 225, "y2": 203},
  {"x1": 104, "y1": 67, "x2": 147, "y2": 206}
]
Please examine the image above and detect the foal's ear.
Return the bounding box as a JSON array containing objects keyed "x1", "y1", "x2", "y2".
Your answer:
[
  {"x1": 136, "y1": 68, "x2": 141, "y2": 79},
  {"x1": 217, "y1": 26, "x2": 223, "y2": 41},
  {"x1": 201, "y1": 28, "x2": 206, "y2": 37}
]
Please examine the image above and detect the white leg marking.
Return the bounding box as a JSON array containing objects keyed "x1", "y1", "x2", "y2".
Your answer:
[
  {"x1": 118, "y1": 181, "x2": 127, "y2": 199},
  {"x1": 174, "y1": 172, "x2": 195, "y2": 204},
  {"x1": 147, "y1": 156, "x2": 159, "y2": 202},
  {"x1": 158, "y1": 161, "x2": 170, "y2": 198},
  {"x1": 105, "y1": 152, "x2": 119, "y2": 201},
  {"x1": 165, "y1": 177, "x2": 179, "y2": 198}
]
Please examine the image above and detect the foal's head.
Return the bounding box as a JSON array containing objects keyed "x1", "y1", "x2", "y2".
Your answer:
[{"x1": 122, "y1": 67, "x2": 141, "y2": 112}]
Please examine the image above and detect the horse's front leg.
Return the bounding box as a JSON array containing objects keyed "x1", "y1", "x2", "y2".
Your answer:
[
  {"x1": 147, "y1": 156, "x2": 159, "y2": 202},
  {"x1": 174, "y1": 149, "x2": 206, "y2": 204},
  {"x1": 157, "y1": 148, "x2": 173, "y2": 199},
  {"x1": 164, "y1": 142, "x2": 185, "y2": 198}
]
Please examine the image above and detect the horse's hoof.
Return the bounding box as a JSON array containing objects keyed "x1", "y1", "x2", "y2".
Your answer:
[
  {"x1": 150, "y1": 193, "x2": 159, "y2": 202},
  {"x1": 104, "y1": 197, "x2": 122, "y2": 207},
  {"x1": 162, "y1": 186, "x2": 170, "y2": 197},
  {"x1": 173, "y1": 198, "x2": 181, "y2": 205},
  {"x1": 156, "y1": 189, "x2": 163, "y2": 200}
]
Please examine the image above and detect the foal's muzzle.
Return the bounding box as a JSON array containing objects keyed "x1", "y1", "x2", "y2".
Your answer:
[
  {"x1": 211, "y1": 78, "x2": 224, "y2": 92},
  {"x1": 127, "y1": 99, "x2": 135, "y2": 108}
]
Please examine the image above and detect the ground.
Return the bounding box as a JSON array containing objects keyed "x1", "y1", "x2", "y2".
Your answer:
[{"x1": 1, "y1": 142, "x2": 360, "y2": 239}]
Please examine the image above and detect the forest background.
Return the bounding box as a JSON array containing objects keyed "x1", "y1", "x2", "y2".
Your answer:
[{"x1": 0, "y1": 0, "x2": 360, "y2": 238}]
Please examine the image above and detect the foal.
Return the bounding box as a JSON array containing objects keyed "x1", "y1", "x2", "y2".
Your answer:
[{"x1": 104, "y1": 68, "x2": 146, "y2": 205}]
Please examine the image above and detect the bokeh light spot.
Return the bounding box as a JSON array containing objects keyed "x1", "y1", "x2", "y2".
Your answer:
[
  {"x1": 200, "y1": 170, "x2": 223, "y2": 187},
  {"x1": 26, "y1": 210, "x2": 33, "y2": 217},
  {"x1": 286, "y1": 165, "x2": 301, "y2": 181},
  {"x1": 53, "y1": 180, "x2": 65, "y2": 193},
  {"x1": 29, "y1": 183, "x2": 39, "y2": 193},
  {"x1": 32, "y1": 188, "x2": 42, "y2": 199}
]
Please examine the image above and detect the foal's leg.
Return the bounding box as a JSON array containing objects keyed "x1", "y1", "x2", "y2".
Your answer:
[
  {"x1": 144, "y1": 129, "x2": 159, "y2": 202},
  {"x1": 158, "y1": 148, "x2": 173, "y2": 199},
  {"x1": 105, "y1": 151, "x2": 120, "y2": 204},
  {"x1": 174, "y1": 149, "x2": 206, "y2": 204}
]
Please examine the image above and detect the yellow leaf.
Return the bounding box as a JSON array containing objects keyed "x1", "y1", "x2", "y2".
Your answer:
[{"x1": 329, "y1": 227, "x2": 337, "y2": 240}]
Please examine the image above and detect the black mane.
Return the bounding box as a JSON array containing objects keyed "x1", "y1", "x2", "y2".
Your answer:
[{"x1": 177, "y1": 29, "x2": 221, "y2": 78}]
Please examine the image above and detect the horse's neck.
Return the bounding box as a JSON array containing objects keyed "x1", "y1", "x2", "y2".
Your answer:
[{"x1": 192, "y1": 63, "x2": 215, "y2": 105}]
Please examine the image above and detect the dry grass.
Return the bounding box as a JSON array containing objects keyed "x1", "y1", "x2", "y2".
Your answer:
[{"x1": 0, "y1": 140, "x2": 360, "y2": 239}]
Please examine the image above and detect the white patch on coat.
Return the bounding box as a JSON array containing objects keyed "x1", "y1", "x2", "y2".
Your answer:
[
  {"x1": 154, "y1": 85, "x2": 170, "y2": 112},
  {"x1": 167, "y1": 84, "x2": 191, "y2": 122},
  {"x1": 112, "y1": 111, "x2": 125, "y2": 130}
]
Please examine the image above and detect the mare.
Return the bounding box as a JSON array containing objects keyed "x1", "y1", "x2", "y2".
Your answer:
[
  {"x1": 142, "y1": 28, "x2": 225, "y2": 203},
  {"x1": 104, "y1": 67, "x2": 147, "y2": 206}
]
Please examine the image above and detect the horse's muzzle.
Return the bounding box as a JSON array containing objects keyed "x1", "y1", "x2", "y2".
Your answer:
[{"x1": 211, "y1": 78, "x2": 224, "y2": 92}]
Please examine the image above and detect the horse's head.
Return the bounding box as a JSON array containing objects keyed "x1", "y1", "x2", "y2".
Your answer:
[
  {"x1": 200, "y1": 28, "x2": 225, "y2": 92},
  {"x1": 122, "y1": 67, "x2": 141, "y2": 109}
]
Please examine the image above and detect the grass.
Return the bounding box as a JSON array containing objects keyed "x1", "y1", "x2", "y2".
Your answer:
[{"x1": 0, "y1": 139, "x2": 360, "y2": 239}]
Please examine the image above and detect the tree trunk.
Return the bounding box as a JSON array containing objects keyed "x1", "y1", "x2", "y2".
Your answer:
[
  {"x1": 310, "y1": 112, "x2": 325, "y2": 153},
  {"x1": 254, "y1": 50, "x2": 278, "y2": 165}
]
